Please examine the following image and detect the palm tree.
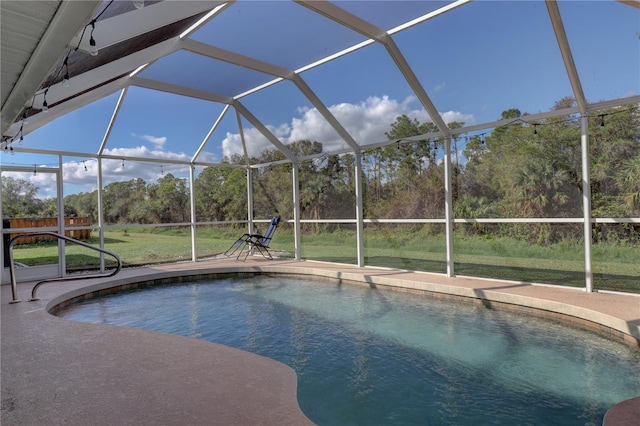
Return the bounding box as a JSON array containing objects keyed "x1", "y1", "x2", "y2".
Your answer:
[
  {"x1": 454, "y1": 195, "x2": 496, "y2": 235},
  {"x1": 617, "y1": 155, "x2": 640, "y2": 214},
  {"x1": 514, "y1": 160, "x2": 570, "y2": 217}
]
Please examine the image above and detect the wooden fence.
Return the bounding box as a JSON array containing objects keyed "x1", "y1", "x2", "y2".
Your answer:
[{"x1": 4, "y1": 217, "x2": 91, "y2": 244}]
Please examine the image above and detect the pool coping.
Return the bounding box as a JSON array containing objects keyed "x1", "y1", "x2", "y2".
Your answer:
[{"x1": 2, "y1": 257, "x2": 639, "y2": 425}]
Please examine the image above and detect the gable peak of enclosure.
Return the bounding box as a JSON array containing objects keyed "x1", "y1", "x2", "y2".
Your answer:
[{"x1": 2, "y1": 0, "x2": 638, "y2": 164}]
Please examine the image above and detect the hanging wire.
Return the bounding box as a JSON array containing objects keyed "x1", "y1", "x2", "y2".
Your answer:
[
  {"x1": 454, "y1": 105, "x2": 637, "y2": 147},
  {"x1": 26, "y1": 1, "x2": 116, "y2": 112}
]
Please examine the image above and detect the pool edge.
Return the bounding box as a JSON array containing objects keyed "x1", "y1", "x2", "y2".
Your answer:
[{"x1": 46, "y1": 262, "x2": 639, "y2": 348}]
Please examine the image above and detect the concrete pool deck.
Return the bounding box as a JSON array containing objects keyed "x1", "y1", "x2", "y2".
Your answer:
[{"x1": 2, "y1": 256, "x2": 639, "y2": 425}]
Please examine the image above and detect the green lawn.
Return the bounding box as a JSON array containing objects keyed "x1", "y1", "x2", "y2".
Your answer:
[
  {"x1": 9, "y1": 227, "x2": 639, "y2": 293},
  {"x1": 11, "y1": 228, "x2": 236, "y2": 268}
]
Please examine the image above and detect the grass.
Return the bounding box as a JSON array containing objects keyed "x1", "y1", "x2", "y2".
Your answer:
[{"x1": 9, "y1": 227, "x2": 639, "y2": 293}]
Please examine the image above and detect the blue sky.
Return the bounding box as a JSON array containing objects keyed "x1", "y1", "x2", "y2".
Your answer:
[{"x1": 1, "y1": 0, "x2": 638, "y2": 198}]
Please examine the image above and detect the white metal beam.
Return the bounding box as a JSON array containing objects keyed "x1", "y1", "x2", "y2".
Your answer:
[
  {"x1": 192, "y1": 104, "x2": 231, "y2": 163},
  {"x1": 97, "y1": 157, "x2": 105, "y2": 271},
  {"x1": 444, "y1": 138, "x2": 455, "y2": 277},
  {"x1": 354, "y1": 151, "x2": 365, "y2": 267},
  {"x1": 617, "y1": 0, "x2": 640, "y2": 9},
  {"x1": 189, "y1": 164, "x2": 197, "y2": 262},
  {"x1": 546, "y1": 0, "x2": 588, "y2": 114},
  {"x1": 296, "y1": 0, "x2": 451, "y2": 137},
  {"x1": 181, "y1": 38, "x2": 293, "y2": 79},
  {"x1": 382, "y1": 36, "x2": 451, "y2": 137},
  {"x1": 98, "y1": 87, "x2": 128, "y2": 155},
  {"x1": 180, "y1": 2, "x2": 235, "y2": 39},
  {"x1": 295, "y1": 0, "x2": 386, "y2": 41},
  {"x1": 358, "y1": 96, "x2": 640, "y2": 153},
  {"x1": 292, "y1": 163, "x2": 302, "y2": 260},
  {"x1": 232, "y1": 100, "x2": 296, "y2": 161},
  {"x1": 580, "y1": 116, "x2": 594, "y2": 292},
  {"x1": 388, "y1": 0, "x2": 473, "y2": 35},
  {"x1": 70, "y1": 1, "x2": 223, "y2": 54},
  {"x1": 291, "y1": 75, "x2": 360, "y2": 151},
  {"x1": 246, "y1": 167, "x2": 254, "y2": 235},
  {"x1": 236, "y1": 109, "x2": 251, "y2": 165},
  {"x1": 131, "y1": 76, "x2": 233, "y2": 104}
]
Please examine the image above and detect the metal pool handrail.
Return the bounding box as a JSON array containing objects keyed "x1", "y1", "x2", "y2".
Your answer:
[{"x1": 7, "y1": 232, "x2": 122, "y2": 303}]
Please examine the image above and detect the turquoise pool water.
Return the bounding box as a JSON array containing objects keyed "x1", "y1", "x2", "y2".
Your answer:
[{"x1": 58, "y1": 275, "x2": 640, "y2": 425}]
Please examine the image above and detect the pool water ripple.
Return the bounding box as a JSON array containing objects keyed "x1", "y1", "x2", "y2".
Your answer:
[{"x1": 58, "y1": 275, "x2": 640, "y2": 426}]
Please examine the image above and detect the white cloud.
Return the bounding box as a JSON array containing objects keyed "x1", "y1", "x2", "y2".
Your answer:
[
  {"x1": 433, "y1": 82, "x2": 446, "y2": 92},
  {"x1": 132, "y1": 133, "x2": 167, "y2": 149},
  {"x1": 221, "y1": 95, "x2": 475, "y2": 159},
  {"x1": 61, "y1": 160, "x2": 98, "y2": 190},
  {"x1": 441, "y1": 110, "x2": 475, "y2": 125},
  {"x1": 104, "y1": 146, "x2": 188, "y2": 161},
  {"x1": 222, "y1": 130, "x2": 269, "y2": 160},
  {"x1": 30, "y1": 169, "x2": 56, "y2": 196}
]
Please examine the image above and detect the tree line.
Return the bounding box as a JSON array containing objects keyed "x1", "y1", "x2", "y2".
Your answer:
[{"x1": 3, "y1": 98, "x2": 639, "y2": 245}]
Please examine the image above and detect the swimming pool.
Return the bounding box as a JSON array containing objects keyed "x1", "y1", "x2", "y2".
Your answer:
[{"x1": 58, "y1": 274, "x2": 640, "y2": 425}]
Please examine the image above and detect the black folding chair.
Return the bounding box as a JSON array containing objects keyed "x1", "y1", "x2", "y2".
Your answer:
[{"x1": 224, "y1": 216, "x2": 280, "y2": 261}]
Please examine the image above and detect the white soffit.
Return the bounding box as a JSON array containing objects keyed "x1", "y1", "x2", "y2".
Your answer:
[{"x1": 1, "y1": 1, "x2": 101, "y2": 134}]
